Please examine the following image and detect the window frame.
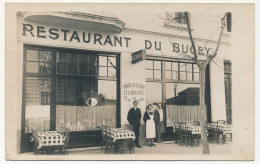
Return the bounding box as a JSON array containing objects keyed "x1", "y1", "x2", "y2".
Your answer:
[{"x1": 21, "y1": 44, "x2": 121, "y2": 152}]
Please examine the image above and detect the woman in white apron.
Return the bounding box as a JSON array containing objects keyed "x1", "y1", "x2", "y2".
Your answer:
[{"x1": 143, "y1": 104, "x2": 156, "y2": 147}]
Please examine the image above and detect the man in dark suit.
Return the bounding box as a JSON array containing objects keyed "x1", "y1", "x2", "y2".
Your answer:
[{"x1": 127, "y1": 101, "x2": 142, "y2": 148}]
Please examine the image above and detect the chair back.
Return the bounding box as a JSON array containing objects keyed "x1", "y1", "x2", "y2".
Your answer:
[
  {"x1": 179, "y1": 122, "x2": 186, "y2": 129},
  {"x1": 59, "y1": 126, "x2": 66, "y2": 135},
  {"x1": 217, "y1": 120, "x2": 226, "y2": 126},
  {"x1": 193, "y1": 121, "x2": 200, "y2": 126},
  {"x1": 64, "y1": 128, "x2": 70, "y2": 145},
  {"x1": 124, "y1": 124, "x2": 133, "y2": 131},
  {"x1": 174, "y1": 122, "x2": 180, "y2": 132}
]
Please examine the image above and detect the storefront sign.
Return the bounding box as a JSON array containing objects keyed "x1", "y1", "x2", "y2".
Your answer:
[
  {"x1": 21, "y1": 23, "x2": 213, "y2": 56},
  {"x1": 132, "y1": 50, "x2": 146, "y2": 63},
  {"x1": 122, "y1": 83, "x2": 145, "y2": 102}
]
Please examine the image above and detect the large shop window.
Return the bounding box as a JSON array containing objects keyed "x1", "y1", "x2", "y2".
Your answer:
[
  {"x1": 146, "y1": 82, "x2": 162, "y2": 105},
  {"x1": 24, "y1": 47, "x2": 118, "y2": 133},
  {"x1": 56, "y1": 79, "x2": 116, "y2": 131},
  {"x1": 25, "y1": 77, "x2": 51, "y2": 133},
  {"x1": 165, "y1": 83, "x2": 200, "y2": 105}
]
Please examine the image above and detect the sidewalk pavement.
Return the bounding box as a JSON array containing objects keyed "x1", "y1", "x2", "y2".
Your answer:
[{"x1": 67, "y1": 140, "x2": 232, "y2": 155}]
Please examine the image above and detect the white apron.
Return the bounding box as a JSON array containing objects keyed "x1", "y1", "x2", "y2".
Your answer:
[{"x1": 146, "y1": 112, "x2": 156, "y2": 139}]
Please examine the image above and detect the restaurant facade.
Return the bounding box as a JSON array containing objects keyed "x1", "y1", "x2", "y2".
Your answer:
[{"x1": 7, "y1": 9, "x2": 232, "y2": 153}]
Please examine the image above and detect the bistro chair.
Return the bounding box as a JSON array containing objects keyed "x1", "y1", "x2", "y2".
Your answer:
[
  {"x1": 61, "y1": 128, "x2": 70, "y2": 155},
  {"x1": 101, "y1": 125, "x2": 108, "y2": 152},
  {"x1": 105, "y1": 126, "x2": 117, "y2": 154},
  {"x1": 179, "y1": 122, "x2": 193, "y2": 147},
  {"x1": 192, "y1": 121, "x2": 201, "y2": 146},
  {"x1": 193, "y1": 121, "x2": 200, "y2": 126},
  {"x1": 216, "y1": 120, "x2": 227, "y2": 144},
  {"x1": 32, "y1": 131, "x2": 39, "y2": 155},
  {"x1": 173, "y1": 122, "x2": 180, "y2": 144},
  {"x1": 124, "y1": 124, "x2": 133, "y2": 131},
  {"x1": 123, "y1": 124, "x2": 134, "y2": 154}
]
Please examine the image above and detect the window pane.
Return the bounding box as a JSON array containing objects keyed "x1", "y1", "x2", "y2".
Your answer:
[
  {"x1": 89, "y1": 55, "x2": 98, "y2": 65},
  {"x1": 165, "y1": 83, "x2": 200, "y2": 105},
  {"x1": 154, "y1": 70, "x2": 161, "y2": 79},
  {"x1": 146, "y1": 69, "x2": 153, "y2": 78},
  {"x1": 172, "y1": 62, "x2": 178, "y2": 71},
  {"x1": 26, "y1": 50, "x2": 38, "y2": 61},
  {"x1": 25, "y1": 77, "x2": 51, "y2": 133},
  {"x1": 154, "y1": 61, "x2": 161, "y2": 70},
  {"x1": 193, "y1": 64, "x2": 199, "y2": 73},
  {"x1": 180, "y1": 72, "x2": 186, "y2": 80},
  {"x1": 108, "y1": 57, "x2": 116, "y2": 68},
  {"x1": 186, "y1": 63, "x2": 192, "y2": 72},
  {"x1": 57, "y1": 63, "x2": 67, "y2": 74},
  {"x1": 79, "y1": 65, "x2": 88, "y2": 75},
  {"x1": 68, "y1": 53, "x2": 78, "y2": 64},
  {"x1": 165, "y1": 62, "x2": 171, "y2": 70},
  {"x1": 108, "y1": 67, "x2": 116, "y2": 77},
  {"x1": 194, "y1": 72, "x2": 200, "y2": 81},
  {"x1": 165, "y1": 83, "x2": 200, "y2": 126},
  {"x1": 173, "y1": 71, "x2": 178, "y2": 80},
  {"x1": 146, "y1": 82, "x2": 162, "y2": 105},
  {"x1": 79, "y1": 54, "x2": 89, "y2": 64},
  {"x1": 99, "y1": 67, "x2": 107, "y2": 76},
  {"x1": 187, "y1": 72, "x2": 192, "y2": 81},
  {"x1": 26, "y1": 50, "x2": 52, "y2": 74},
  {"x1": 179, "y1": 63, "x2": 186, "y2": 71},
  {"x1": 146, "y1": 60, "x2": 153, "y2": 69},
  {"x1": 26, "y1": 62, "x2": 39, "y2": 73},
  {"x1": 56, "y1": 79, "x2": 116, "y2": 131},
  {"x1": 68, "y1": 64, "x2": 77, "y2": 74},
  {"x1": 56, "y1": 52, "x2": 67, "y2": 63},
  {"x1": 89, "y1": 66, "x2": 98, "y2": 76},
  {"x1": 99, "y1": 56, "x2": 107, "y2": 66},
  {"x1": 166, "y1": 70, "x2": 172, "y2": 79}
]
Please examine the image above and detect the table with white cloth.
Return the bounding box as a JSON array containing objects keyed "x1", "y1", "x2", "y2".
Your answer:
[
  {"x1": 109, "y1": 128, "x2": 136, "y2": 142},
  {"x1": 207, "y1": 123, "x2": 232, "y2": 143},
  {"x1": 107, "y1": 128, "x2": 136, "y2": 154},
  {"x1": 31, "y1": 131, "x2": 65, "y2": 154}
]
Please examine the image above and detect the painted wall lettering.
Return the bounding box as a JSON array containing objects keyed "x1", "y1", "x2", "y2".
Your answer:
[{"x1": 122, "y1": 83, "x2": 145, "y2": 102}]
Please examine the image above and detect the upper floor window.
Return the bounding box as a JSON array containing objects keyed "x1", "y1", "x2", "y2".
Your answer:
[{"x1": 164, "y1": 12, "x2": 190, "y2": 30}]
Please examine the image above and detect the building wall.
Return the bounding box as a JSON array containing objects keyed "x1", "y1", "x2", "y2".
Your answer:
[{"x1": 6, "y1": 10, "x2": 231, "y2": 154}]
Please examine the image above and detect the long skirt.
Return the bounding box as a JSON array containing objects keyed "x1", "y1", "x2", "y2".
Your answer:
[{"x1": 146, "y1": 119, "x2": 156, "y2": 139}]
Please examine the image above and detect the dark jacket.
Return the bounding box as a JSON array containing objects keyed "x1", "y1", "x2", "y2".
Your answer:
[
  {"x1": 127, "y1": 107, "x2": 141, "y2": 127},
  {"x1": 154, "y1": 109, "x2": 165, "y2": 124},
  {"x1": 143, "y1": 111, "x2": 154, "y2": 124}
]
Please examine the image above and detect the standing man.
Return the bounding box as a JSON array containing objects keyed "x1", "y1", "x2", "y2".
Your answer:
[
  {"x1": 154, "y1": 103, "x2": 165, "y2": 143},
  {"x1": 127, "y1": 101, "x2": 142, "y2": 148}
]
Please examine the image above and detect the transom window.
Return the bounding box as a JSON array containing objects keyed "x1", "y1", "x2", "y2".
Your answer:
[
  {"x1": 145, "y1": 60, "x2": 162, "y2": 79},
  {"x1": 146, "y1": 59, "x2": 200, "y2": 81}
]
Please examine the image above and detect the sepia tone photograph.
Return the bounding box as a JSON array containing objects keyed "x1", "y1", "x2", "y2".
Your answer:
[{"x1": 5, "y1": 2, "x2": 255, "y2": 161}]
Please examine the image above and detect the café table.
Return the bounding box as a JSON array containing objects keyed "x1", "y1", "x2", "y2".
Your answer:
[
  {"x1": 31, "y1": 131, "x2": 65, "y2": 154},
  {"x1": 106, "y1": 128, "x2": 136, "y2": 154},
  {"x1": 207, "y1": 123, "x2": 232, "y2": 143}
]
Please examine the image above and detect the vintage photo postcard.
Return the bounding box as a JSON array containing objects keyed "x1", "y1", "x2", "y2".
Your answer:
[{"x1": 5, "y1": 3, "x2": 255, "y2": 160}]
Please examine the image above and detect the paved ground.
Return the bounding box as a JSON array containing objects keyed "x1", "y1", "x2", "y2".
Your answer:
[{"x1": 64, "y1": 141, "x2": 232, "y2": 155}]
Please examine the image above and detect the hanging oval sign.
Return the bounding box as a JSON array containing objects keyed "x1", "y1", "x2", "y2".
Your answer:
[{"x1": 86, "y1": 98, "x2": 98, "y2": 106}]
